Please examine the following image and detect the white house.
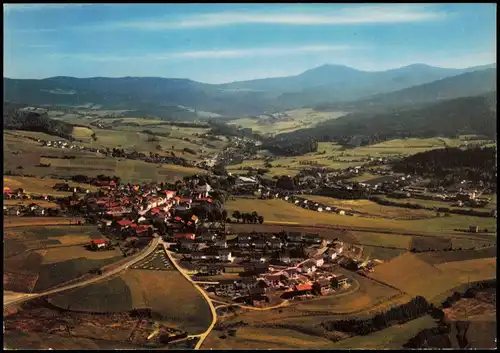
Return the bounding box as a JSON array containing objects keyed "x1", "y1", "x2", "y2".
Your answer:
[
  {"x1": 219, "y1": 250, "x2": 234, "y2": 263},
  {"x1": 196, "y1": 184, "x2": 212, "y2": 198},
  {"x1": 312, "y1": 256, "x2": 324, "y2": 267},
  {"x1": 216, "y1": 239, "x2": 228, "y2": 248},
  {"x1": 164, "y1": 190, "x2": 176, "y2": 200},
  {"x1": 301, "y1": 261, "x2": 316, "y2": 274}
]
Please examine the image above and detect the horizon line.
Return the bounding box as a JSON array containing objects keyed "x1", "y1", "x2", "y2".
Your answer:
[{"x1": 3, "y1": 62, "x2": 496, "y2": 84}]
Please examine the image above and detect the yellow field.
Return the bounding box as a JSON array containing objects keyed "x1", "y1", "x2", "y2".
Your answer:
[
  {"x1": 206, "y1": 326, "x2": 335, "y2": 349},
  {"x1": 4, "y1": 176, "x2": 98, "y2": 196},
  {"x1": 303, "y1": 195, "x2": 436, "y2": 220},
  {"x1": 4, "y1": 199, "x2": 59, "y2": 208},
  {"x1": 4, "y1": 217, "x2": 84, "y2": 228},
  {"x1": 72, "y1": 126, "x2": 95, "y2": 139},
  {"x1": 330, "y1": 315, "x2": 437, "y2": 349},
  {"x1": 368, "y1": 253, "x2": 496, "y2": 301},
  {"x1": 229, "y1": 109, "x2": 346, "y2": 135},
  {"x1": 118, "y1": 270, "x2": 212, "y2": 334},
  {"x1": 42, "y1": 246, "x2": 122, "y2": 264},
  {"x1": 225, "y1": 198, "x2": 497, "y2": 234}
]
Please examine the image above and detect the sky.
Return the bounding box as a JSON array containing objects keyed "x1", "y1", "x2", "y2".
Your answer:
[{"x1": 3, "y1": 3, "x2": 497, "y2": 83}]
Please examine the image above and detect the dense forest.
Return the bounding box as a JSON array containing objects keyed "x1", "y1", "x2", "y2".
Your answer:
[
  {"x1": 281, "y1": 93, "x2": 497, "y2": 147},
  {"x1": 3, "y1": 103, "x2": 75, "y2": 140},
  {"x1": 393, "y1": 147, "x2": 497, "y2": 189},
  {"x1": 262, "y1": 137, "x2": 318, "y2": 156},
  {"x1": 322, "y1": 296, "x2": 436, "y2": 336}
]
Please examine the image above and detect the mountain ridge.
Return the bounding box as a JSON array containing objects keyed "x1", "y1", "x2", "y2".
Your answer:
[{"x1": 3, "y1": 62, "x2": 496, "y2": 117}]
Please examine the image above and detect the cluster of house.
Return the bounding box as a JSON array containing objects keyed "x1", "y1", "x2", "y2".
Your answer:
[
  {"x1": 3, "y1": 186, "x2": 64, "y2": 217},
  {"x1": 37, "y1": 138, "x2": 200, "y2": 170},
  {"x1": 284, "y1": 195, "x2": 354, "y2": 216},
  {"x1": 177, "y1": 230, "x2": 351, "y2": 304},
  {"x1": 394, "y1": 185, "x2": 492, "y2": 208}
]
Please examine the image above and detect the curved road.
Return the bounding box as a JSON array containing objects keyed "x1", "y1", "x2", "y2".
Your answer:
[
  {"x1": 4, "y1": 237, "x2": 160, "y2": 308},
  {"x1": 161, "y1": 240, "x2": 217, "y2": 350}
]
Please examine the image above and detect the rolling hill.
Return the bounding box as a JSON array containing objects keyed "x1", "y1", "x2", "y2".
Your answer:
[
  {"x1": 3, "y1": 63, "x2": 496, "y2": 118},
  {"x1": 315, "y1": 67, "x2": 497, "y2": 112},
  {"x1": 281, "y1": 92, "x2": 497, "y2": 146}
]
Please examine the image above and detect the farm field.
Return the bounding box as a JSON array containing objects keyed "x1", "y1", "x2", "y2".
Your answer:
[
  {"x1": 4, "y1": 216, "x2": 84, "y2": 228},
  {"x1": 4, "y1": 132, "x2": 206, "y2": 183},
  {"x1": 330, "y1": 315, "x2": 438, "y2": 349},
  {"x1": 303, "y1": 195, "x2": 436, "y2": 220},
  {"x1": 204, "y1": 271, "x2": 410, "y2": 349},
  {"x1": 4, "y1": 175, "x2": 98, "y2": 196},
  {"x1": 4, "y1": 199, "x2": 59, "y2": 208},
  {"x1": 229, "y1": 109, "x2": 346, "y2": 135},
  {"x1": 4, "y1": 225, "x2": 121, "y2": 293},
  {"x1": 204, "y1": 326, "x2": 335, "y2": 349},
  {"x1": 380, "y1": 195, "x2": 497, "y2": 213},
  {"x1": 48, "y1": 269, "x2": 213, "y2": 334},
  {"x1": 225, "y1": 198, "x2": 497, "y2": 234},
  {"x1": 228, "y1": 136, "x2": 488, "y2": 177},
  {"x1": 367, "y1": 253, "x2": 496, "y2": 301}
]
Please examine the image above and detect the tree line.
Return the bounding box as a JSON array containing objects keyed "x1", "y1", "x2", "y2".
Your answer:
[
  {"x1": 230, "y1": 211, "x2": 264, "y2": 224},
  {"x1": 4, "y1": 103, "x2": 75, "y2": 140}
]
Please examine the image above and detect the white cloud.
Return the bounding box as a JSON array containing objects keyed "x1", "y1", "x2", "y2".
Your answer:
[
  {"x1": 4, "y1": 4, "x2": 91, "y2": 13},
  {"x1": 50, "y1": 44, "x2": 356, "y2": 62},
  {"x1": 77, "y1": 5, "x2": 444, "y2": 32}
]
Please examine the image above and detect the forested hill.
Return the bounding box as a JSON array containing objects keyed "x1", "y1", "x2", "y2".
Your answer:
[
  {"x1": 314, "y1": 68, "x2": 496, "y2": 113},
  {"x1": 280, "y1": 92, "x2": 497, "y2": 147},
  {"x1": 393, "y1": 147, "x2": 497, "y2": 188},
  {"x1": 4, "y1": 102, "x2": 75, "y2": 140}
]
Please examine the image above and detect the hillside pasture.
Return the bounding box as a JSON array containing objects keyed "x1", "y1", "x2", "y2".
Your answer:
[
  {"x1": 3, "y1": 225, "x2": 121, "y2": 293},
  {"x1": 4, "y1": 130, "x2": 206, "y2": 183},
  {"x1": 4, "y1": 175, "x2": 98, "y2": 196},
  {"x1": 368, "y1": 253, "x2": 496, "y2": 301},
  {"x1": 303, "y1": 195, "x2": 436, "y2": 220},
  {"x1": 330, "y1": 315, "x2": 438, "y2": 349},
  {"x1": 48, "y1": 269, "x2": 212, "y2": 334},
  {"x1": 229, "y1": 109, "x2": 346, "y2": 135},
  {"x1": 225, "y1": 198, "x2": 497, "y2": 234}
]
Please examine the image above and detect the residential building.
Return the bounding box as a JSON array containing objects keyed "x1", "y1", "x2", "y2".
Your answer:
[
  {"x1": 218, "y1": 250, "x2": 234, "y2": 263},
  {"x1": 215, "y1": 239, "x2": 228, "y2": 248},
  {"x1": 179, "y1": 238, "x2": 197, "y2": 251},
  {"x1": 287, "y1": 232, "x2": 303, "y2": 242},
  {"x1": 332, "y1": 275, "x2": 349, "y2": 288},
  {"x1": 269, "y1": 238, "x2": 283, "y2": 249},
  {"x1": 253, "y1": 239, "x2": 267, "y2": 249},
  {"x1": 312, "y1": 255, "x2": 325, "y2": 267},
  {"x1": 301, "y1": 261, "x2": 317, "y2": 274}
]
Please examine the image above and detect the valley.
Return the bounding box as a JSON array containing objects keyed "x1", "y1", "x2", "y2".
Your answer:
[{"x1": 3, "y1": 3, "x2": 496, "y2": 350}]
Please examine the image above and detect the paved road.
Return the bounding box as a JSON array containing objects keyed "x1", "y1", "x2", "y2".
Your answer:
[
  {"x1": 211, "y1": 299, "x2": 291, "y2": 311},
  {"x1": 4, "y1": 237, "x2": 160, "y2": 308},
  {"x1": 161, "y1": 240, "x2": 217, "y2": 350}
]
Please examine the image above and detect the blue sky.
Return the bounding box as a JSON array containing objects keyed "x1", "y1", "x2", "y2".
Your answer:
[{"x1": 3, "y1": 3, "x2": 497, "y2": 83}]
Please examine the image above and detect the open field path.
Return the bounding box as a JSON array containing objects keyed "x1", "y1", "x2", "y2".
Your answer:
[
  {"x1": 210, "y1": 299, "x2": 291, "y2": 311},
  {"x1": 4, "y1": 217, "x2": 86, "y2": 228},
  {"x1": 161, "y1": 240, "x2": 217, "y2": 350},
  {"x1": 228, "y1": 222, "x2": 495, "y2": 242},
  {"x1": 3, "y1": 237, "x2": 160, "y2": 308}
]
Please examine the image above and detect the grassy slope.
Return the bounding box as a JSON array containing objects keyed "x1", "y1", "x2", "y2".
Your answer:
[
  {"x1": 48, "y1": 269, "x2": 212, "y2": 334},
  {"x1": 225, "y1": 198, "x2": 497, "y2": 234},
  {"x1": 4, "y1": 132, "x2": 205, "y2": 183},
  {"x1": 368, "y1": 253, "x2": 496, "y2": 301}
]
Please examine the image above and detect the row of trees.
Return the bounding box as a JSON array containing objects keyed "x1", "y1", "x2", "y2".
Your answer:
[{"x1": 231, "y1": 211, "x2": 264, "y2": 224}]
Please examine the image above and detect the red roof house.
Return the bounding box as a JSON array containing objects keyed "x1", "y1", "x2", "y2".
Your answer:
[
  {"x1": 295, "y1": 284, "x2": 313, "y2": 292},
  {"x1": 117, "y1": 219, "x2": 134, "y2": 227},
  {"x1": 135, "y1": 225, "x2": 152, "y2": 235},
  {"x1": 173, "y1": 233, "x2": 195, "y2": 240}
]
